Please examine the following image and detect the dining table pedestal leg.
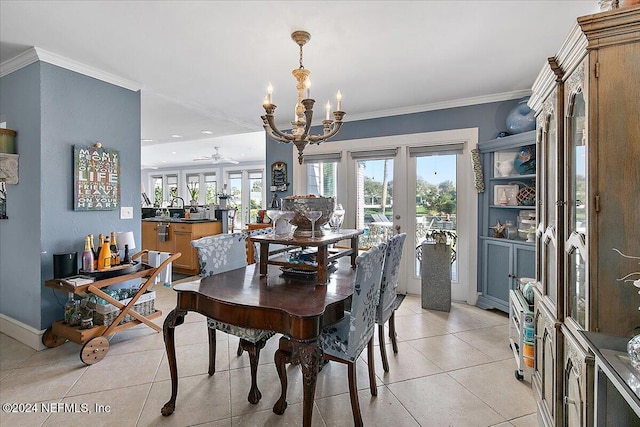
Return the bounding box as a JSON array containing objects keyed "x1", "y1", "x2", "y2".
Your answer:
[
  {"x1": 273, "y1": 336, "x2": 322, "y2": 427},
  {"x1": 161, "y1": 308, "x2": 187, "y2": 416}
]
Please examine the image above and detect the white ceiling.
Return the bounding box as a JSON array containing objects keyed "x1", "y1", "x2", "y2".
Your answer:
[{"x1": 0, "y1": 1, "x2": 599, "y2": 169}]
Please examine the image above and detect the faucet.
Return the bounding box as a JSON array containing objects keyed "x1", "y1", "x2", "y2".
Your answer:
[{"x1": 170, "y1": 197, "x2": 185, "y2": 208}]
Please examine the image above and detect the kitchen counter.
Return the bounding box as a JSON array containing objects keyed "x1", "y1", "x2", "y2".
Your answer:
[
  {"x1": 142, "y1": 217, "x2": 217, "y2": 224},
  {"x1": 141, "y1": 219, "x2": 222, "y2": 275}
]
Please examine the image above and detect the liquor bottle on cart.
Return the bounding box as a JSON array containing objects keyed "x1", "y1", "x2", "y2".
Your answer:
[
  {"x1": 82, "y1": 235, "x2": 94, "y2": 272},
  {"x1": 110, "y1": 231, "x2": 120, "y2": 266},
  {"x1": 98, "y1": 236, "x2": 112, "y2": 270}
]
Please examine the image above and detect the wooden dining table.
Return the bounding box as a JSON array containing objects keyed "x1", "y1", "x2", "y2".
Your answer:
[{"x1": 160, "y1": 256, "x2": 357, "y2": 426}]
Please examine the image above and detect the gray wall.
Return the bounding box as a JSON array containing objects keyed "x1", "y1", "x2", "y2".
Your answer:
[
  {"x1": 0, "y1": 62, "x2": 141, "y2": 330},
  {"x1": 266, "y1": 99, "x2": 520, "y2": 191}
]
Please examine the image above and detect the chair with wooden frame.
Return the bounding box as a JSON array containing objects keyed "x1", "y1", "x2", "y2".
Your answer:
[
  {"x1": 191, "y1": 232, "x2": 276, "y2": 404},
  {"x1": 318, "y1": 241, "x2": 387, "y2": 426},
  {"x1": 375, "y1": 232, "x2": 407, "y2": 372}
]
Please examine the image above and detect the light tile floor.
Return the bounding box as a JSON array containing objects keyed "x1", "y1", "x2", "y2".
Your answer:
[{"x1": 0, "y1": 278, "x2": 537, "y2": 426}]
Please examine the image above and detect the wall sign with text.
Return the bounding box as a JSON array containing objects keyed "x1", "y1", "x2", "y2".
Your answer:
[
  {"x1": 74, "y1": 144, "x2": 120, "y2": 211},
  {"x1": 270, "y1": 161, "x2": 288, "y2": 192}
]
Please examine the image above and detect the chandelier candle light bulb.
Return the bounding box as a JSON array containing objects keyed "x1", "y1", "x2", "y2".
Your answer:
[{"x1": 261, "y1": 30, "x2": 346, "y2": 164}]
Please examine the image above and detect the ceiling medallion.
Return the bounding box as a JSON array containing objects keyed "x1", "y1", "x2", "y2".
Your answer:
[{"x1": 261, "y1": 30, "x2": 345, "y2": 164}]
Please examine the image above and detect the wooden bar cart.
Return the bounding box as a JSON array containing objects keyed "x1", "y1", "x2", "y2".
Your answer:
[{"x1": 43, "y1": 250, "x2": 181, "y2": 364}]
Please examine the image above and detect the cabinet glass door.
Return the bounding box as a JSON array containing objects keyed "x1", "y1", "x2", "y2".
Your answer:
[
  {"x1": 541, "y1": 92, "x2": 559, "y2": 307},
  {"x1": 566, "y1": 80, "x2": 588, "y2": 330}
]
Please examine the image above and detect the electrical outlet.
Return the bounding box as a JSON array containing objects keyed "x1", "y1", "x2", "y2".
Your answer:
[{"x1": 120, "y1": 206, "x2": 134, "y2": 219}]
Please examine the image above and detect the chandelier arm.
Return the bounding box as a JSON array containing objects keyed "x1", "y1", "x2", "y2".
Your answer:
[
  {"x1": 299, "y1": 99, "x2": 315, "y2": 141},
  {"x1": 308, "y1": 121, "x2": 344, "y2": 143},
  {"x1": 261, "y1": 115, "x2": 289, "y2": 143},
  {"x1": 263, "y1": 112, "x2": 295, "y2": 141},
  {"x1": 263, "y1": 125, "x2": 289, "y2": 144}
]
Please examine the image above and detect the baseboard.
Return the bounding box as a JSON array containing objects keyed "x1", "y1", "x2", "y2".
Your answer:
[{"x1": 0, "y1": 313, "x2": 46, "y2": 351}]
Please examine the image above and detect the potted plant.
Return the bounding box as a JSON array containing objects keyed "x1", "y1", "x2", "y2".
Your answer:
[{"x1": 187, "y1": 182, "x2": 199, "y2": 206}]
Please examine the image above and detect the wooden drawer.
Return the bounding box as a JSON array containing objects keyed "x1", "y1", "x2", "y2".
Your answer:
[{"x1": 173, "y1": 223, "x2": 192, "y2": 233}]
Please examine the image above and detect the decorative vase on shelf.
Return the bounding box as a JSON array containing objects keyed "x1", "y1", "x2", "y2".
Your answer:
[
  {"x1": 506, "y1": 97, "x2": 535, "y2": 134},
  {"x1": 496, "y1": 159, "x2": 515, "y2": 177}
]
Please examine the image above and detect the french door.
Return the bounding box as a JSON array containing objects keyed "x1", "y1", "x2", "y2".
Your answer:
[{"x1": 294, "y1": 129, "x2": 478, "y2": 303}]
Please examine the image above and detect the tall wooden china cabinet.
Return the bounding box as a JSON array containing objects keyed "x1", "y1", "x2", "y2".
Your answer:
[{"x1": 529, "y1": 6, "x2": 640, "y2": 426}]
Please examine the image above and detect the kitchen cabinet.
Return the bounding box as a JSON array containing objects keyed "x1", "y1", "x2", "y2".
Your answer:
[
  {"x1": 528, "y1": 6, "x2": 640, "y2": 426},
  {"x1": 476, "y1": 131, "x2": 537, "y2": 313},
  {"x1": 141, "y1": 220, "x2": 221, "y2": 275}
]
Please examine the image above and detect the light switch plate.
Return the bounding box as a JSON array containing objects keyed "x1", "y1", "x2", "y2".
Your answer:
[{"x1": 120, "y1": 206, "x2": 134, "y2": 219}]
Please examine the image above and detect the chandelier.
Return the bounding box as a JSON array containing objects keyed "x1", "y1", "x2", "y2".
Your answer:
[{"x1": 261, "y1": 31, "x2": 345, "y2": 164}]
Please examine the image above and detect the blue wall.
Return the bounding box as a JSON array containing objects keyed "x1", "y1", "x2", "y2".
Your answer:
[
  {"x1": 0, "y1": 62, "x2": 43, "y2": 329},
  {"x1": 0, "y1": 62, "x2": 141, "y2": 330},
  {"x1": 266, "y1": 99, "x2": 520, "y2": 191}
]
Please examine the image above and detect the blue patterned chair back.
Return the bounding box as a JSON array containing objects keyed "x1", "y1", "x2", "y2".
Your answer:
[
  {"x1": 344, "y1": 242, "x2": 387, "y2": 359},
  {"x1": 376, "y1": 233, "x2": 407, "y2": 324},
  {"x1": 191, "y1": 232, "x2": 250, "y2": 277}
]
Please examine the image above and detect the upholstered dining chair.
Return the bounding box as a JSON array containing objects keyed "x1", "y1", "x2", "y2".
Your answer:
[
  {"x1": 319, "y1": 241, "x2": 387, "y2": 426},
  {"x1": 375, "y1": 232, "x2": 407, "y2": 372},
  {"x1": 191, "y1": 232, "x2": 275, "y2": 404}
]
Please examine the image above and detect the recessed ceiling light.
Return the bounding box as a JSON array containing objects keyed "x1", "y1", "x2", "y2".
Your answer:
[
  {"x1": 201, "y1": 130, "x2": 214, "y2": 135},
  {"x1": 171, "y1": 134, "x2": 182, "y2": 138},
  {"x1": 162, "y1": 160, "x2": 167, "y2": 163},
  {"x1": 141, "y1": 138, "x2": 152, "y2": 142},
  {"x1": 171, "y1": 151, "x2": 177, "y2": 154}
]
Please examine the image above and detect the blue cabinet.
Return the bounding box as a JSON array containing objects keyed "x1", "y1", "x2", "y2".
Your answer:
[{"x1": 476, "y1": 131, "x2": 537, "y2": 313}]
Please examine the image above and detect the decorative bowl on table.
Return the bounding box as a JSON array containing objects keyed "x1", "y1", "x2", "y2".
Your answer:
[{"x1": 281, "y1": 195, "x2": 335, "y2": 237}]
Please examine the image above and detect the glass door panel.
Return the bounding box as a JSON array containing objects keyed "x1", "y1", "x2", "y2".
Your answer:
[
  {"x1": 413, "y1": 155, "x2": 457, "y2": 281},
  {"x1": 355, "y1": 158, "x2": 394, "y2": 248},
  {"x1": 248, "y1": 171, "x2": 263, "y2": 225},
  {"x1": 566, "y1": 89, "x2": 587, "y2": 329},
  {"x1": 228, "y1": 172, "x2": 243, "y2": 231},
  {"x1": 544, "y1": 106, "x2": 558, "y2": 305}
]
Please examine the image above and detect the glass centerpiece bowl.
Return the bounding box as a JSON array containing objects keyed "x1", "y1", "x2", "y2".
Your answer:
[{"x1": 281, "y1": 195, "x2": 335, "y2": 238}]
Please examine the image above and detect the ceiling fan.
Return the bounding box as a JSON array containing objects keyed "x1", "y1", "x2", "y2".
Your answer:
[{"x1": 193, "y1": 146, "x2": 239, "y2": 164}]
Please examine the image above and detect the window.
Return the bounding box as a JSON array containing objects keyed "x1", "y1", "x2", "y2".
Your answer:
[
  {"x1": 304, "y1": 152, "x2": 340, "y2": 197},
  {"x1": 152, "y1": 176, "x2": 163, "y2": 207},
  {"x1": 186, "y1": 174, "x2": 200, "y2": 203},
  {"x1": 204, "y1": 173, "x2": 217, "y2": 204},
  {"x1": 167, "y1": 175, "x2": 178, "y2": 201}
]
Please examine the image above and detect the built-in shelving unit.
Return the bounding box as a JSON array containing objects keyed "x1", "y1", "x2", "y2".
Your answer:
[{"x1": 476, "y1": 130, "x2": 536, "y2": 313}]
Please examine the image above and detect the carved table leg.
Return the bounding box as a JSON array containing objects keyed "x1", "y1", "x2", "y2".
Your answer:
[
  {"x1": 240, "y1": 337, "x2": 267, "y2": 404},
  {"x1": 298, "y1": 339, "x2": 322, "y2": 427},
  {"x1": 161, "y1": 309, "x2": 187, "y2": 416},
  {"x1": 272, "y1": 337, "x2": 322, "y2": 427}
]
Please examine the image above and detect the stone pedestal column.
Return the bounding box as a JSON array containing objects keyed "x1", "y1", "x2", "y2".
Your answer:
[{"x1": 421, "y1": 242, "x2": 451, "y2": 312}]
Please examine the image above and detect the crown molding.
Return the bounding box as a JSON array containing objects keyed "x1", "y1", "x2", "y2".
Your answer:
[
  {"x1": 0, "y1": 47, "x2": 141, "y2": 91},
  {"x1": 344, "y1": 89, "x2": 532, "y2": 122}
]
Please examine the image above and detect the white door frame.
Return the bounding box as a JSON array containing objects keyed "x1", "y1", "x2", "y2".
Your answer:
[{"x1": 292, "y1": 128, "x2": 479, "y2": 305}]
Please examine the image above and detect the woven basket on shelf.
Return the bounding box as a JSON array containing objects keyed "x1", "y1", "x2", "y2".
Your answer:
[
  {"x1": 88, "y1": 291, "x2": 156, "y2": 326},
  {"x1": 510, "y1": 181, "x2": 536, "y2": 206}
]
